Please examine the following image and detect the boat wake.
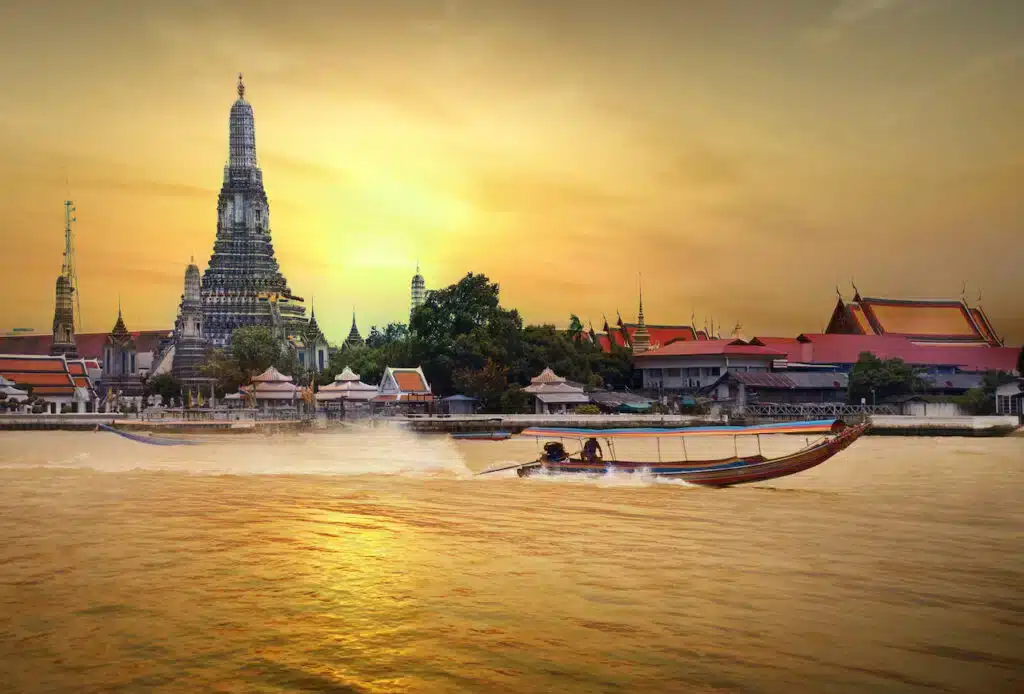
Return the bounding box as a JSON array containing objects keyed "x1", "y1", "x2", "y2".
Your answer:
[
  {"x1": 476, "y1": 463, "x2": 700, "y2": 488},
  {"x1": 0, "y1": 426, "x2": 474, "y2": 478}
]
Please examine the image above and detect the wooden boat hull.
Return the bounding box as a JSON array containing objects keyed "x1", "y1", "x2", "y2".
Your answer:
[{"x1": 517, "y1": 422, "x2": 868, "y2": 487}]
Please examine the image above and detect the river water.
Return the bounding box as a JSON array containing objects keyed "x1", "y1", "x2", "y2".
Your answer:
[{"x1": 0, "y1": 426, "x2": 1021, "y2": 693}]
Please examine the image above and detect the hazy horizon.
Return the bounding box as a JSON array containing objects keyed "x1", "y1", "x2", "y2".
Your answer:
[{"x1": 1, "y1": 0, "x2": 1021, "y2": 343}]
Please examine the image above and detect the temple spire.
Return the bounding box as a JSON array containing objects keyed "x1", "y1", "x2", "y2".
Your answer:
[
  {"x1": 631, "y1": 274, "x2": 651, "y2": 355},
  {"x1": 237, "y1": 72, "x2": 245, "y2": 99}
]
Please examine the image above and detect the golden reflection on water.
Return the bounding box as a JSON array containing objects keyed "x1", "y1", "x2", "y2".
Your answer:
[{"x1": 0, "y1": 426, "x2": 1021, "y2": 693}]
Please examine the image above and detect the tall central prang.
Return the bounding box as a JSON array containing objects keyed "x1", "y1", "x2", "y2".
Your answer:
[{"x1": 201, "y1": 74, "x2": 306, "y2": 348}]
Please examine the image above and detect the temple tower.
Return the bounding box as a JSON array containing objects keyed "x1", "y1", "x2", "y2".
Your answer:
[
  {"x1": 344, "y1": 311, "x2": 364, "y2": 348},
  {"x1": 631, "y1": 279, "x2": 651, "y2": 355},
  {"x1": 50, "y1": 201, "x2": 78, "y2": 357},
  {"x1": 200, "y1": 74, "x2": 306, "y2": 348},
  {"x1": 172, "y1": 257, "x2": 209, "y2": 382},
  {"x1": 410, "y1": 263, "x2": 426, "y2": 317}
]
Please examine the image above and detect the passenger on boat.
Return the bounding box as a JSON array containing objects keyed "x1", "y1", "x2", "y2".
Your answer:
[
  {"x1": 542, "y1": 441, "x2": 567, "y2": 462},
  {"x1": 582, "y1": 437, "x2": 603, "y2": 462}
]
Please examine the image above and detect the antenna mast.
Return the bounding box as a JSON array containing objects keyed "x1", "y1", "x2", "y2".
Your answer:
[{"x1": 63, "y1": 200, "x2": 82, "y2": 331}]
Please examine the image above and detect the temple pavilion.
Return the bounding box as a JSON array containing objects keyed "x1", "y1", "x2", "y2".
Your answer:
[
  {"x1": 226, "y1": 366, "x2": 308, "y2": 413},
  {"x1": 316, "y1": 366, "x2": 377, "y2": 408},
  {"x1": 523, "y1": 368, "x2": 590, "y2": 414}
]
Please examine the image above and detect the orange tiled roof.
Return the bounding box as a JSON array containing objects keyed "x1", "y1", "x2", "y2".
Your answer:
[
  {"x1": 393, "y1": 370, "x2": 428, "y2": 393},
  {"x1": 0, "y1": 356, "x2": 67, "y2": 372},
  {"x1": 827, "y1": 295, "x2": 1001, "y2": 346},
  {"x1": 862, "y1": 300, "x2": 978, "y2": 339},
  {"x1": 4, "y1": 372, "x2": 75, "y2": 386}
]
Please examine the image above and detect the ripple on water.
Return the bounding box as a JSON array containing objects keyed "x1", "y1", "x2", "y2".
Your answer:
[{"x1": 0, "y1": 431, "x2": 1021, "y2": 693}]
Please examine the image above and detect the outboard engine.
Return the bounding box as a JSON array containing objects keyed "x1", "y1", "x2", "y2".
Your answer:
[{"x1": 542, "y1": 441, "x2": 567, "y2": 462}]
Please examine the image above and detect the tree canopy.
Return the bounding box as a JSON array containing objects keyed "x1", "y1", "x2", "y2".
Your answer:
[
  {"x1": 321, "y1": 272, "x2": 634, "y2": 412},
  {"x1": 847, "y1": 352, "x2": 925, "y2": 404}
]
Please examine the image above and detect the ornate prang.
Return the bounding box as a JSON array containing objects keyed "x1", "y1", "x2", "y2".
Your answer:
[{"x1": 200, "y1": 75, "x2": 306, "y2": 348}]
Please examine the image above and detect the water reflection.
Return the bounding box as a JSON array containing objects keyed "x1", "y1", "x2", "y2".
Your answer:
[{"x1": 0, "y1": 428, "x2": 1021, "y2": 692}]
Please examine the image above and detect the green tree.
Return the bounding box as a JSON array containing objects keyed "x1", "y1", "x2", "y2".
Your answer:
[
  {"x1": 956, "y1": 371, "x2": 1017, "y2": 415},
  {"x1": 500, "y1": 384, "x2": 532, "y2": 414},
  {"x1": 848, "y1": 353, "x2": 925, "y2": 404},
  {"x1": 200, "y1": 348, "x2": 245, "y2": 397},
  {"x1": 453, "y1": 359, "x2": 508, "y2": 413},
  {"x1": 144, "y1": 373, "x2": 182, "y2": 406},
  {"x1": 409, "y1": 273, "x2": 524, "y2": 396},
  {"x1": 366, "y1": 323, "x2": 409, "y2": 349},
  {"x1": 231, "y1": 326, "x2": 281, "y2": 379}
]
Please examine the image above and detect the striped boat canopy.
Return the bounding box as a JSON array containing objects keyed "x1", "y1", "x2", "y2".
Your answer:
[{"x1": 519, "y1": 419, "x2": 846, "y2": 439}]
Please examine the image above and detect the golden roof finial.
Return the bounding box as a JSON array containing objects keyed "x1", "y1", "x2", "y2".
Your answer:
[{"x1": 237, "y1": 73, "x2": 245, "y2": 99}]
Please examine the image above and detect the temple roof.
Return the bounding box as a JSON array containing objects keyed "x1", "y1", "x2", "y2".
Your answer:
[
  {"x1": 596, "y1": 324, "x2": 697, "y2": 353},
  {"x1": 0, "y1": 331, "x2": 170, "y2": 360},
  {"x1": 634, "y1": 339, "x2": 785, "y2": 360},
  {"x1": 344, "y1": 313, "x2": 363, "y2": 346},
  {"x1": 252, "y1": 366, "x2": 292, "y2": 383},
  {"x1": 826, "y1": 294, "x2": 1002, "y2": 346},
  {"x1": 530, "y1": 367, "x2": 566, "y2": 385},
  {"x1": 0, "y1": 354, "x2": 85, "y2": 398},
  {"x1": 303, "y1": 308, "x2": 326, "y2": 344},
  {"x1": 335, "y1": 366, "x2": 361, "y2": 382},
  {"x1": 381, "y1": 366, "x2": 431, "y2": 394},
  {"x1": 108, "y1": 309, "x2": 134, "y2": 347},
  {"x1": 749, "y1": 333, "x2": 1020, "y2": 372}
]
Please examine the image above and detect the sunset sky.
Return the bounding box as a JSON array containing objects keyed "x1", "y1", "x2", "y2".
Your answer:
[{"x1": 1, "y1": 0, "x2": 1021, "y2": 343}]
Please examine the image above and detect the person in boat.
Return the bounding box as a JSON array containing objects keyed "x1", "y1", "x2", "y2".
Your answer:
[
  {"x1": 582, "y1": 437, "x2": 603, "y2": 463},
  {"x1": 542, "y1": 441, "x2": 567, "y2": 462}
]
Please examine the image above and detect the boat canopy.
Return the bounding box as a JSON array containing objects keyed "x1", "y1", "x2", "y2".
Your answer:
[{"x1": 520, "y1": 419, "x2": 846, "y2": 439}]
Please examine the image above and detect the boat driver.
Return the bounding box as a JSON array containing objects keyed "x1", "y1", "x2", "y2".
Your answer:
[{"x1": 583, "y1": 437, "x2": 603, "y2": 462}]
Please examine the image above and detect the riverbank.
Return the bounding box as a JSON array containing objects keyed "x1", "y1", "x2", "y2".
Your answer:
[
  {"x1": 0, "y1": 415, "x2": 310, "y2": 434},
  {"x1": 1, "y1": 413, "x2": 1020, "y2": 437}
]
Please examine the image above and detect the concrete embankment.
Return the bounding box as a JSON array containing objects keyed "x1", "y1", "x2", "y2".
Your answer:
[
  {"x1": 0, "y1": 415, "x2": 310, "y2": 434},
  {"x1": 402, "y1": 414, "x2": 715, "y2": 434},
  {"x1": 866, "y1": 415, "x2": 1019, "y2": 437},
  {"x1": 401, "y1": 414, "x2": 1022, "y2": 437}
]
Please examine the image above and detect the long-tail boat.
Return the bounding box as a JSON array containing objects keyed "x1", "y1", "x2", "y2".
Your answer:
[{"x1": 478, "y1": 419, "x2": 868, "y2": 487}]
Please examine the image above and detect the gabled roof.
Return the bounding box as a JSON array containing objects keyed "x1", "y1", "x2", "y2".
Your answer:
[
  {"x1": 634, "y1": 339, "x2": 784, "y2": 360},
  {"x1": 380, "y1": 366, "x2": 431, "y2": 396},
  {"x1": 825, "y1": 294, "x2": 1002, "y2": 346}
]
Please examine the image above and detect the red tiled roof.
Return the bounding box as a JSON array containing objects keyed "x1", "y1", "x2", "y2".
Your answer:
[
  {"x1": 790, "y1": 334, "x2": 1020, "y2": 372},
  {"x1": 68, "y1": 362, "x2": 86, "y2": 375},
  {"x1": 596, "y1": 324, "x2": 696, "y2": 352},
  {"x1": 747, "y1": 337, "x2": 811, "y2": 363},
  {"x1": 634, "y1": 339, "x2": 785, "y2": 359},
  {"x1": 0, "y1": 330, "x2": 170, "y2": 359}
]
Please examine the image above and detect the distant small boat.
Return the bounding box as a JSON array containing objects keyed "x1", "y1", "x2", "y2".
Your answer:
[{"x1": 451, "y1": 431, "x2": 512, "y2": 441}]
